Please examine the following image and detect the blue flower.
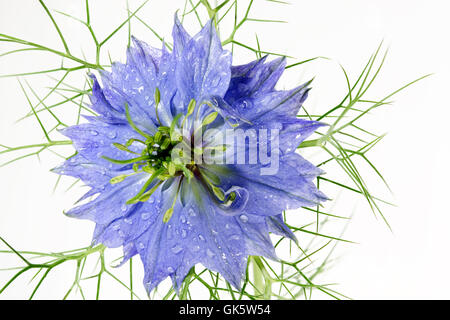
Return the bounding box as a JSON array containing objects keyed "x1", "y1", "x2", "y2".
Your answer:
[{"x1": 53, "y1": 16, "x2": 327, "y2": 293}]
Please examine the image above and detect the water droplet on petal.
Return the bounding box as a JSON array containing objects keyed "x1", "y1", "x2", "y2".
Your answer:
[
  {"x1": 211, "y1": 76, "x2": 220, "y2": 88},
  {"x1": 206, "y1": 249, "x2": 215, "y2": 258},
  {"x1": 90, "y1": 130, "x2": 99, "y2": 136},
  {"x1": 167, "y1": 266, "x2": 174, "y2": 273},
  {"x1": 121, "y1": 204, "x2": 127, "y2": 212},
  {"x1": 180, "y1": 215, "x2": 186, "y2": 223},
  {"x1": 124, "y1": 218, "x2": 132, "y2": 225},
  {"x1": 141, "y1": 212, "x2": 151, "y2": 220},
  {"x1": 181, "y1": 229, "x2": 187, "y2": 238},
  {"x1": 239, "y1": 214, "x2": 248, "y2": 223},
  {"x1": 107, "y1": 131, "x2": 117, "y2": 139},
  {"x1": 239, "y1": 100, "x2": 249, "y2": 109},
  {"x1": 198, "y1": 235, "x2": 205, "y2": 241},
  {"x1": 167, "y1": 225, "x2": 173, "y2": 240},
  {"x1": 188, "y1": 208, "x2": 197, "y2": 217},
  {"x1": 138, "y1": 242, "x2": 145, "y2": 250},
  {"x1": 171, "y1": 245, "x2": 183, "y2": 254},
  {"x1": 192, "y1": 245, "x2": 200, "y2": 252}
]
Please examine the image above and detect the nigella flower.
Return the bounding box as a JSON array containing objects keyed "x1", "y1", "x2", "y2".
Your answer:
[{"x1": 53, "y1": 16, "x2": 327, "y2": 293}]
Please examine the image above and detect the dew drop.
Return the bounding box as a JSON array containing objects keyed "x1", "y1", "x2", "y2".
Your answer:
[
  {"x1": 188, "y1": 208, "x2": 197, "y2": 217},
  {"x1": 167, "y1": 228, "x2": 173, "y2": 240},
  {"x1": 239, "y1": 214, "x2": 248, "y2": 223},
  {"x1": 124, "y1": 218, "x2": 132, "y2": 225},
  {"x1": 211, "y1": 76, "x2": 221, "y2": 88},
  {"x1": 192, "y1": 245, "x2": 200, "y2": 252},
  {"x1": 167, "y1": 266, "x2": 174, "y2": 273},
  {"x1": 107, "y1": 131, "x2": 117, "y2": 139},
  {"x1": 206, "y1": 249, "x2": 215, "y2": 258},
  {"x1": 198, "y1": 234, "x2": 205, "y2": 241},
  {"x1": 171, "y1": 244, "x2": 183, "y2": 254},
  {"x1": 138, "y1": 242, "x2": 145, "y2": 250},
  {"x1": 181, "y1": 229, "x2": 187, "y2": 238},
  {"x1": 239, "y1": 100, "x2": 249, "y2": 109},
  {"x1": 141, "y1": 212, "x2": 151, "y2": 220},
  {"x1": 180, "y1": 215, "x2": 186, "y2": 223},
  {"x1": 121, "y1": 204, "x2": 127, "y2": 212},
  {"x1": 90, "y1": 130, "x2": 99, "y2": 136}
]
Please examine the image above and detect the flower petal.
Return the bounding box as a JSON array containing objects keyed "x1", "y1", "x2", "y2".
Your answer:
[{"x1": 175, "y1": 20, "x2": 232, "y2": 106}]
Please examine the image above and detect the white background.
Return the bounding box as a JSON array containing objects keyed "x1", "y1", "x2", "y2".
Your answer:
[{"x1": 0, "y1": 0, "x2": 449, "y2": 299}]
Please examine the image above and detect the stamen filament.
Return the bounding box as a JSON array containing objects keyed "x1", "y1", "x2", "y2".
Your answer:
[
  {"x1": 126, "y1": 168, "x2": 164, "y2": 204},
  {"x1": 162, "y1": 179, "x2": 182, "y2": 223},
  {"x1": 112, "y1": 142, "x2": 141, "y2": 155},
  {"x1": 137, "y1": 180, "x2": 163, "y2": 202},
  {"x1": 125, "y1": 103, "x2": 151, "y2": 139},
  {"x1": 102, "y1": 155, "x2": 149, "y2": 164},
  {"x1": 154, "y1": 88, "x2": 162, "y2": 126}
]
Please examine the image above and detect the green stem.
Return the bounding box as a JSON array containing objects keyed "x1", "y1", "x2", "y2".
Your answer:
[
  {"x1": 199, "y1": 0, "x2": 215, "y2": 19},
  {"x1": 0, "y1": 140, "x2": 72, "y2": 155},
  {"x1": 199, "y1": 0, "x2": 219, "y2": 34}
]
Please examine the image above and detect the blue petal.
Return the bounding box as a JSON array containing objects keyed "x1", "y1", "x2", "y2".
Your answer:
[
  {"x1": 135, "y1": 179, "x2": 278, "y2": 292},
  {"x1": 97, "y1": 40, "x2": 162, "y2": 130},
  {"x1": 64, "y1": 173, "x2": 149, "y2": 224},
  {"x1": 93, "y1": 187, "x2": 163, "y2": 248},
  {"x1": 226, "y1": 56, "x2": 286, "y2": 103},
  {"x1": 266, "y1": 214, "x2": 297, "y2": 243},
  {"x1": 58, "y1": 119, "x2": 145, "y2": 169},
  {"x1": 175, "y1": 20, "x2": 232, "y2": 107},
  {"x1": 172, "y1": 15, "x2": 191, "y2": 59},
  {"x1": 238, "y1": 116, "x2": 326, "y2": 154},
  {"x1": 213, "y1": 153, "x2": 327, "y2": 216}
]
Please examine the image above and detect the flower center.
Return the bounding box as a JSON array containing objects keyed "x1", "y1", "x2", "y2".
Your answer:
[{"x1": 101, "y1": 88, "x2": 232, "y2": 222}]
